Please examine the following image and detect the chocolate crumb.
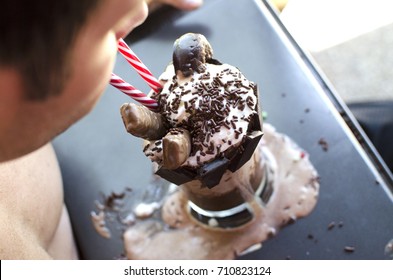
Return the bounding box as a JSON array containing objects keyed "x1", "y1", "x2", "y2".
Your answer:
[
  {"x1": 318, "y1": 138, "x2": 329, "y2": 152},
  {"x1": 344, "y1": 246, "x2": 355, "y2": 253},
  {"x1": 287, "y1": 217, "x2": 296, "y2": 224},
  {"x1": 385, "y1": 239, "x2": 393, "y2": 258},
  {"x1": 143, "y1": 144, "x2": 150, "y2": 153},
  {"x1": 307, "y1": 234, "x2": 314, "y2": 240},
  {"x1": 338, "y1": 221, "x2": 344, "y2": 228},
  {"x1": 327, "y1": 221, "x2": 336, "y2": 230},
  {"x1": 304, "y1": 108, "x2": 310, "y2": 113},
  {"x1": 104, "y1": 191, "x2": 126, "y2": 209},
  {"x1": 267, "y1": 230, "x2": 275, "y2": 238}
]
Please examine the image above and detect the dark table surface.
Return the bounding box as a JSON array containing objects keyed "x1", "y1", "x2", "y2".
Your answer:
[{"x1": 53, "y1": 0, "x2": 393, "y2": 259}]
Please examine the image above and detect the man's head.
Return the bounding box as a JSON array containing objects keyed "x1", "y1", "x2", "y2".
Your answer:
[
  {"x1": 0, "y1": 0, "x2": 148, "y2": 161},
  {"x1": 0, "y1": 1, "x2": 104, "y2": 100}
]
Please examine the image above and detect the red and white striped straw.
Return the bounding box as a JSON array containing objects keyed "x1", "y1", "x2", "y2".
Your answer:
[
  {"x1": 110, "y1": 73, "x2": 158, "y2": 111},
  {"x1": 117, "y1": 39, "x2": 162, "y2": 94}
]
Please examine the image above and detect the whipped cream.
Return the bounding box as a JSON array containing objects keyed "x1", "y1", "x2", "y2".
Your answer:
[{"x1": 144, "y1": 63, "x2": 258, "y2": 167}]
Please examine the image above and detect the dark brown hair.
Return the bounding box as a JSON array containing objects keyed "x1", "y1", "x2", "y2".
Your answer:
[{"x1": 0, "y1": 0, "x2": 102, "y2": 100}]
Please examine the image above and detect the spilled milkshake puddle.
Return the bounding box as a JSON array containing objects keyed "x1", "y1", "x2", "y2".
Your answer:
[{"x1": 122, "y1": 124, "x2": 319, "y2": 259}]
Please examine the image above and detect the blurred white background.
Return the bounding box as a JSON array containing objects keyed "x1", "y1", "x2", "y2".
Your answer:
[{"x1": 275, "y1": 0, "x2": 393, "y2": 102}]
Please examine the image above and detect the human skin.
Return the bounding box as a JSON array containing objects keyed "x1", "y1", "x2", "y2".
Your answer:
[
  {"x1": 0, "y1": 0, "x2": 148, "y2": 162},
  {"x1": 146, "y1": 0, "x2": 203, "y2": 11},
  {"x1": 0, "y1": 0, "x2": 148, "y2": 259}
]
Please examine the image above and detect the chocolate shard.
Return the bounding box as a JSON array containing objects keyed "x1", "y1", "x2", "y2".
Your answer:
[
  {"x1": 156, "y1": 128, "x2": 263, "y2": 187},
  {"x1": 249, "y1": 85, "x2": 263, "y2": 132},
  {"x1": 228, "y1": 130, "x2": 263, "y2": 172},
  {"x1": 155, "y1": 166, "x2": 196, "y2": 185},
  {"x1": 198, "y1": 158, "x2": 230, "y2": 188},
  {"x1": 155, "y1": 157, "x2": 230, "y2": 188}
]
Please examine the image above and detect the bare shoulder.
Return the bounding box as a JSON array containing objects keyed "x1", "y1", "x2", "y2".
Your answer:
[
  {"x1": 0, "y1": 143, "x2": 64, "y2": 259},
  {"x1": 0, "y1": 143, "x2": 62, "y2": 205}
]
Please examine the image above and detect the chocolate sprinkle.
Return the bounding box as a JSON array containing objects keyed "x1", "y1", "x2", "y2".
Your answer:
[
  {"x1": 338, "y1": 221, "x2": 344, "y2": 228},
  {"x1": 344, "y1": 246, "x2": 355, "y2": 253},
  {"x1": 318, "y1": 138, "x2": 329, "y2": 152},
  {"x1": 327, "y1": 221, "x2": 336, "y2": 230},
  {"x1": 157, "y1": 65, "x2": 258, "y2": 163}
]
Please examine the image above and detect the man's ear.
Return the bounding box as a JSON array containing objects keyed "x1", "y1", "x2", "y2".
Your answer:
[
  {"x1": 0, "y1": 68, "x2": 30, "y2": 162},
  {"x1": 0, "y1": 68, "x2": 24, "y2": 102},
  {"x1": 0, "y1": 67, "x2": 25, "y2": 130}
]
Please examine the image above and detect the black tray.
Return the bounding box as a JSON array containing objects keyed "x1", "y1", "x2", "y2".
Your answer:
[{"x1": 53, "y1": 0, "x2": 393, "y2": 259}]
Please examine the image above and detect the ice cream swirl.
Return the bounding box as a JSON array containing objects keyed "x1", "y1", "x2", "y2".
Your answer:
[{"x1": 149, "y1": 63, "x2": 258, "y2": 167}]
